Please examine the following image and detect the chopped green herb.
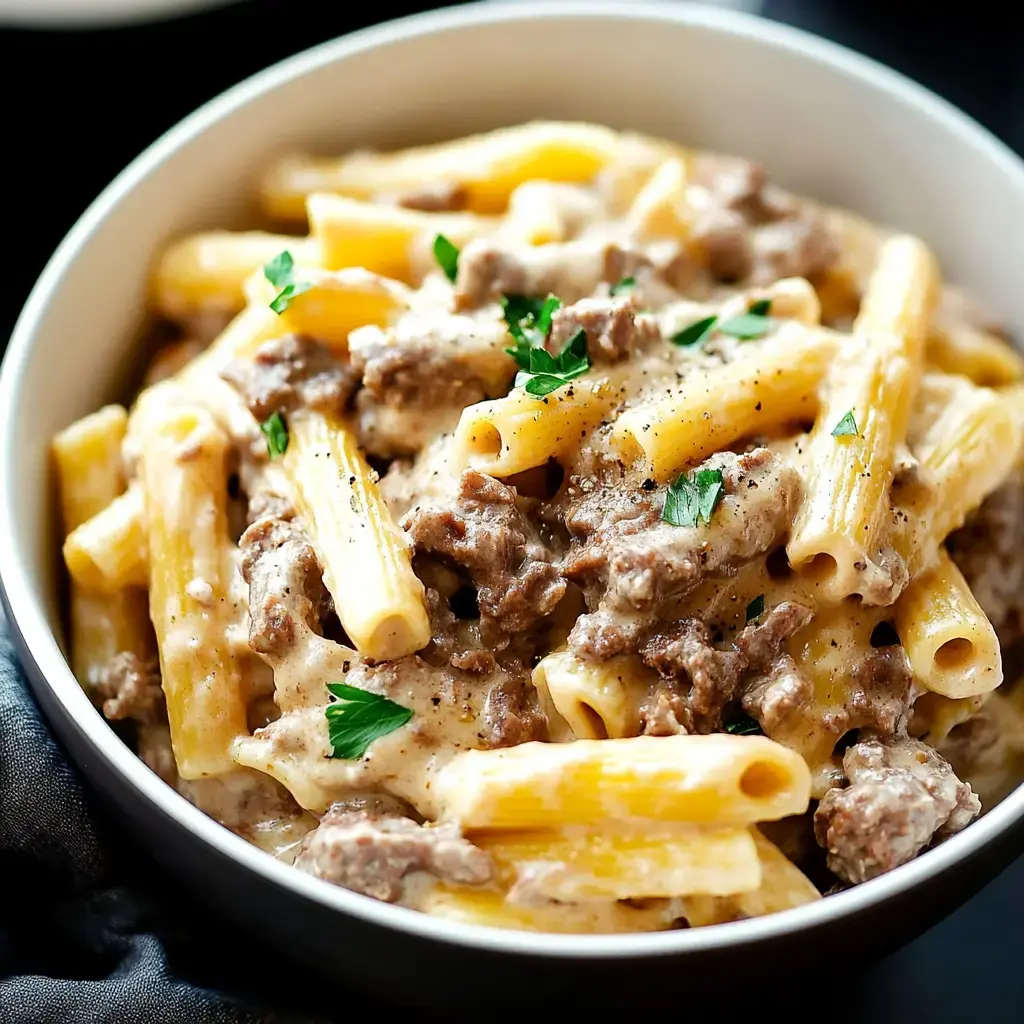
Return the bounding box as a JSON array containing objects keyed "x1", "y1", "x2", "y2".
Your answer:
[
  {"x1": 748, "y1": 298, "x2": 772, "y2": 316},
  {"x1": 746, "y1": 594, "x2": 765, "y2": 623},
  {"x1": 831, "y1": 410, "x2": 860, "y2": 437},
  {"x1": 515, "y1": 328, "x2": 589, "y2": 397},
  {"x1": 610, "y1": 276, "x2": 636, "y2": 296},
  {"x1": 662, "y1": 467, "x2": 725, "y2": 528},
  {"x1": 717, "y1": 310, "x2": 773, "y2": 339},
  {"x1": 259, "y1": 411, "x2": 289, "y2": 459},
  {"x1": 670, "y1": 315, "x2": 719, "y2": 348},
  {"x1": 503, "y1": 293, "x2": 562, "y2": 367},
  {"x1": 325, "y1": 682, "x2": 413, "y2": 760},
  {"x1": 433, "y1": 233, "x2": 460, "y2": 282},
  {"x1": 723, "y1": 710, "x2": 763, "y2": 736},
  {"x1": 263, "y1": 249, "x2": 312, "y2": 313}
]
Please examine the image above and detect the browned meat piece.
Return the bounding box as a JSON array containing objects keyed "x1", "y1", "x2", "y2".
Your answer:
[
  {"x1": 563, "y1": 449, "x2": 801, "y2": 660},
  {"x1": 240, "y1": 498, "x2": 331, "y2": 655},
  {"x1": 97, "y1": 652, "x2": 163, "y2": 723},
  {"x1": 453, "y1": 238, "x2": 657, "y2": 309},
  {"x1": 394, "y1": 181, "x2": 467, "y2": 212},
  {"x1": 688, "y1": 152, "x2": 838, "y2": 285},
  {"x1": 814, "y1": 733, "x2": 980, "y2": 884},
  {"x1": 641, "y1": 620, "x2": 745, "y2": 733},
  {"x1": 483, "y1": 670, "x2": 549, "y2": 747},
  {"x1": 735, "y1": 601, "x2": 814, "y2": 670},
  {"x1": 405, "y1": 470, "x2": 566, "y2": 645},
  {"x1": 294, "y1": 805, "x2": 492, "y2": 902},
  {"x1": 822, "y1": 647, "x2": 914, "y2": 739},
  {"x1": 640, "y1": 684, "x2": 689, "y2": 736},
  {"x1": 751, "y1": 218, "x2": 839, "y2": 286},
  {"x1": 640, "y1": 601, "x2": 811, "y2": 733},
  {"x1": 221, "y1": 334, "x2": 358, "y2": 422},
  {"x1": 547, "y1": 294, "x2": 660, "y2": 364},
  {"x1": 948, "y1": 475, "x2": 1024, "y2": 646},
  {"x1": 246, "y1": 491, "x2": 295, "y2": 526},
  {"x1": 742, "y1": 656, "x2": 812, "y2": 732}
]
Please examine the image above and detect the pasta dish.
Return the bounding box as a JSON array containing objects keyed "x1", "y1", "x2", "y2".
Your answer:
[{"x1": 53, "y1": 122, "x2": 1024, "y2": 933}]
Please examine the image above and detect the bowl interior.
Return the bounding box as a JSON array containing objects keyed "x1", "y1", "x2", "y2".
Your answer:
[{"x1": 5, "y1": 1, "x2": 1024, "y2": 955}]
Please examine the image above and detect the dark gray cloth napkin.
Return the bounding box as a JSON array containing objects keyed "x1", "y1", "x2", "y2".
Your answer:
[{"x1": 0, "y1": 622, "x2": 329, "y2": 1023}]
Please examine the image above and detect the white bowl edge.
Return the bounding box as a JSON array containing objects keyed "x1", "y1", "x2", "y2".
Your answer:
[{"x1": 3, "y1": 0, "x2": 1024, "y2": 959}]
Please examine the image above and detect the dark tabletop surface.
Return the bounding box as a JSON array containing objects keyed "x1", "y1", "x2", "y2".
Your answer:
[{"x1": 2, "y1": 1, "x2": 1024, "y2": 1019}]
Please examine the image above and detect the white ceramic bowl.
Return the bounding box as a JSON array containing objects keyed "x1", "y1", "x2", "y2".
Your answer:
[
  {"x1": 4, "y1": 2, "x2": 1024, "y2": 1011},
  {"x1": 0, "y1": 0, "x2": 243, "y2": 28}
]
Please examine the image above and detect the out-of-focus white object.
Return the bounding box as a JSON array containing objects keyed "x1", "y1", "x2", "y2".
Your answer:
[
  {"x1": 0, "y1": 0, "x2": 243, "y2": 28},
  {"x1": 499, "y1": 0, "x2": 763, "y2": 8}
]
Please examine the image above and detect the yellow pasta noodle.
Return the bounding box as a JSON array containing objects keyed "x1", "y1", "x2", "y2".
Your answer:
[
  {"x1": 53, "y1": 406, "x2": 151, "y2": 688},
  {"x1": 141, "y1": 405, "x2": 248, "y2": 778},
  {"x1": 422, "y1": 886, "x2": 682, "y2": 934},
  {"x1": 153, "y1": 231, "x2": 321, "y2": 320},
  {"x1": 680, "y1": 828, "x2": 820, "y2": 926},
  {"x1": 307, "y1": 193, "x2": 497, "y2": 282},
  {"x1": 282, "y1": 409, "x2": 430, "y2": 661},
  {"x1": 243, "y1": 265, "x2": 411, "y2": 349},
  {"x1": 787, "y1": 236, "x2": 939, "y2": 601},
  {"x1": 452, "y1": 380, "x2": 616, "y2": 477},
  {"x1": 62, "y1": 485, "x2": 148, "y2": 591},
  {"x1": 532, "y1": 650, "x2": 650, "y2": 740},
  {"x1": 895, "y1": 549, "x2": 1001, "y2": 698},
  {"x1": 611, "y1": 323, "x2": 837, "y2": 481},
  {"x1": 262, "y1": 121, "x2": 625, "y2": 220},
  {"x1": 475, "y1": 824, "x2": 761, "y2": 902},
  {"x1": 624, "y1": 157, "x2": 690, "y2": 240},
  {"x1": 435, "y1": 735, "x2": 812, "y2": 830},
  {"x1": 926, "y1": 323, "x2": 1024, "y2": 387}
]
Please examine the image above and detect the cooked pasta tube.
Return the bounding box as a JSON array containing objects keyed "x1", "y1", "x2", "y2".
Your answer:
[
  {"x1": 452, "y1": 380, "x2": 617, "y2": 477},
  {"x1": 624, "y1": 157, "x2": 689, "y2": 240},
  {"x1": 500, "y1": 181, "x2": 595, "y2": 245},
  {"x1": 895, "y1": 549, "x2": 1001, "y2": 698},
  {"x1": 897, "y1": 373, "x2": 1023, "y2": 570},
  {"x1": 262, "y1": 121, "x2": 625, "y2": 219},
  {"x1": 926, "y1": 323, "x2": 1024, "y2": 387},
  {"x1": 475, "y1": 824, "x2": 761, "y2": 902},
  {"x1": 611, "y1": 324, "x2": 838, "y2": 481},
  {"x1": 140, "y1": 405, "x2": 248, "y2": 778},
  {"x1": 422, "y1": 886, "x2": 681, "y2": 934},
  {"x1": 307, "y1": 193, "x2": 498, "y2": 282},
  {"x1": 679, "y1": 828, "x2": 820, "y2": 926},
  {"x1": 532, "y1": 650, "x2": 651, "y2": 740},
  {"x1": 152, "y1": 231, "x2": 321, "y2": 320},
  {"x1": 910, "y1": 691, "x2": 988, "y2": 746},
  {"x1": 849, "y1": 234, "x2": 939, "y2": 363},
  {"x1": 282, "y1": 409, "x2": 430, "y2": 661},
  {"x1": 53, "y1": 406, "x2": 152, "y2": 688},
  {"x1": 62, "y1": 484, "x2": 148, "y2": 591},
  {"x1": 435, "y1": 735, "x2": 812, "y2": 830},
  {"x1": 243, "y1": 265, "x2": 411, "y2": 349}
]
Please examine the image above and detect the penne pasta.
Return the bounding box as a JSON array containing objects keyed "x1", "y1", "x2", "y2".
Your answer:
[
  {"x1": 153, "y1": 231, "x2": 321, "y2": 320},
  {"x1": 282, "y1": 409, "x2": 430, "y2": 661},
  {"x1": 611, "y1": 323, "x2": 837, "y2": 481},
  {"x1": 435, "y1": 735, "x2": 812, "y2": 830},
  {"x1": 895, "y1": 549, "x2": 1002, "y2": 698},
  {"x1": 140, "y1": 405, "x2": 248, "y2": 778},
  {"x1": 62, "y1": 485, "x2": 148, "y2": 591},
  {"x1": 262, "y1": 121, "x2": 625, "y2": 220},
  {"x1": 53, "y1": 406, "x2": 152, "y2": 688}
]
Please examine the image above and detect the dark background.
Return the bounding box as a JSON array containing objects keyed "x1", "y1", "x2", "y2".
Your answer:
[{"x1": 1, "y1": 1, "x2": 1023, "y2": 1019}]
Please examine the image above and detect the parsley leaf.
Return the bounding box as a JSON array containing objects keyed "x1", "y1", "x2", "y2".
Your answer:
[
  {"x1": 259, "y1": 411, "x2": 289, "y2": 458},
  {"x1": 670, "y1": 315, "x2": 719, "y2": 348},
  {"x1": 610, "y1": 276, "x2": 636, "y2": 296},
  {"x1": 503, "y1": 293, "x2": 562, "y2": 367},
  {"x1": 831, "y1": 410, "x2": 859, "y2": 437},
  {"x1": 263, "y1": 250, "x2": 312, "y2": 313},
  {"x1": 717, "y1": 307, "x2": 773, "y2": 339},
  {"x1": 748, "y1": 299, "x2": 772, "y2": 316},
  {"x1": 433, "y1": 233, "x2": 460, "y2": 282},
  {"x1": 325, "y1": 682, "x2": 413, "y2": 759},
  {"x1": 723, "y1": 709, "x2": 763, "y2": 736},
  {"x1": 745, "y1": 594, "x2": 765, "y2": 623},
  {"x1": 662, "y1": 467, "x2": 725, "y2": 528},
  {"x1": 515, "y1": 328, "x2": 589, "y2": 397}
]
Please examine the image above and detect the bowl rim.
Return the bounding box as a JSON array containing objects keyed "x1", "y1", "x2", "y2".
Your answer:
[{"x1": 4, "y1": 0, "x2": 1024, "y2": 959}]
